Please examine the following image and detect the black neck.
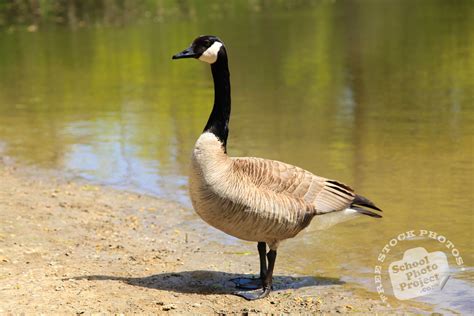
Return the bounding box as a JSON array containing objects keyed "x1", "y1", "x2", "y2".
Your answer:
[{"x1": 203, "y1": 50, "x2": 231, "y2": 151}]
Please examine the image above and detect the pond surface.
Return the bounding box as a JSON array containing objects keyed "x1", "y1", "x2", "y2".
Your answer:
[{"x1": 0, "y1": 1, "x2": 472, "y2": 313}]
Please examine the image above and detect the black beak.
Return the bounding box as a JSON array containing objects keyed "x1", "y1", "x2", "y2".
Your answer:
[{"x1": 172, "y1": 46, "x2": 197, "y2": 60}]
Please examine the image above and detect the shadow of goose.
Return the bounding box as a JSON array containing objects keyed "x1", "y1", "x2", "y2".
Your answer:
[{"x1": 70, "y1": 271, "x2": 344, "y2": 295}]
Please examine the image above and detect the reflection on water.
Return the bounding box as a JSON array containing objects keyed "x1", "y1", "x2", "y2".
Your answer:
[{"x1": 0, "y1": 1, "x2": 472, "y2": 313}]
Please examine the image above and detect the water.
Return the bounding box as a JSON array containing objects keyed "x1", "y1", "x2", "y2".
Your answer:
[{"x1": 0, "y1": 1, "x2": 473, "y2": 313}]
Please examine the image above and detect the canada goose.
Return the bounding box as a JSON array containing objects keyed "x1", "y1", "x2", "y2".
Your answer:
[{"x1": 172, "y1": 35, "x2": 382, "y2": 300}]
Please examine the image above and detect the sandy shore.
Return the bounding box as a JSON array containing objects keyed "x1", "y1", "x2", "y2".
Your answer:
[{"x1": 0, "y1": 161, "x2": 431, "y2": 314}]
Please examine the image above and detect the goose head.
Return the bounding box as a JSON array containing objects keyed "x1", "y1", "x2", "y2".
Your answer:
[{"x1": 172, "y1": 35, "x2": 225, "y2": 64}]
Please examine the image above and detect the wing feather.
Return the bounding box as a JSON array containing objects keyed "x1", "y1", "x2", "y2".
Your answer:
[{"x1": 231, "y1": 157, "x2": 355, "y2": 214}]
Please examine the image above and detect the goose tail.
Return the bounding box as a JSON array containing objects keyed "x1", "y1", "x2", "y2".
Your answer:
[
  {"x1": 311, "y1": 195, "x2": 382, "y2": 230},
  {"x1": 349, "y1": 194, "x2": 383, "y2": 218}
]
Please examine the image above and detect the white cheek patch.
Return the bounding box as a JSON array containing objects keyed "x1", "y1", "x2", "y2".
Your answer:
[{"x1": 199, "y1": 42, "x2": 223, "y2": 64}]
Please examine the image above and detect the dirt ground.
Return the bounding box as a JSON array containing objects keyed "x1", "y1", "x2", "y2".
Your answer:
[{"x1": 0, "y1": 161, "x2": 431, "y2": 314}]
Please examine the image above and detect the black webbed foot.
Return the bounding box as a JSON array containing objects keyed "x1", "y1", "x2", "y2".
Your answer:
[{"x1": 233, "y1": 286, "x2": 271, "y2": 300}]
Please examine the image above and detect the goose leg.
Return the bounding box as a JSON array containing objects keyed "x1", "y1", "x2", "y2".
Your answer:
[
  {"x1": 234, "y1": 249, "x2": 277, "y2": 301},
  {"x1": 258, "y1": 241, "x2": 268, "y2": 280},
  {"x1": 230, "y1": 242, "x2": 267, "y2": 290}
]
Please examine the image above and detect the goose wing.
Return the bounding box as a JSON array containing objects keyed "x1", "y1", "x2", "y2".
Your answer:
[{"x1": 231, "y1": 157, "x2": 378, "y2": 215}]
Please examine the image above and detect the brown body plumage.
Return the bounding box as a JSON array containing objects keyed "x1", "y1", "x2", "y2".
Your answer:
[{"x1": 189, "y1": 132, "x2": 380, "y2": 251}]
